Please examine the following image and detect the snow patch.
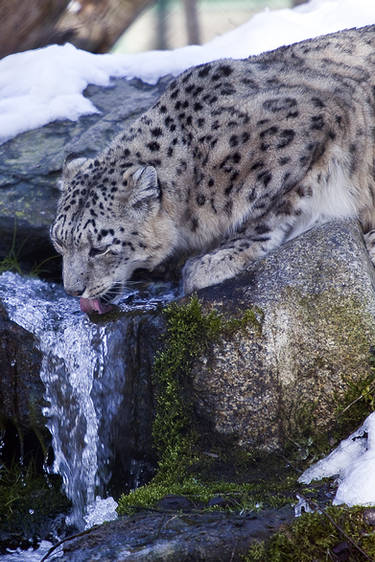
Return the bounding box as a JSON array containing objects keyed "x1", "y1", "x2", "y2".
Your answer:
[{"x1": 299, "y1": 413, "x2": 375, "y2": 507}]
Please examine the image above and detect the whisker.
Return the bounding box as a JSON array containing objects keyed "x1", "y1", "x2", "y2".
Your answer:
[
  {"x1": 95, "y1": 278, "x2": 153, "y2": 304},
  {"x1": 124, "y1": 280, "x2": 144, "y2": 288}
]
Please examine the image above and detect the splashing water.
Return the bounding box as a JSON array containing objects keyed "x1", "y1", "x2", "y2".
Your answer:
[{"x1": 0, "y1": 271, "x2": 175, "y2": 529}]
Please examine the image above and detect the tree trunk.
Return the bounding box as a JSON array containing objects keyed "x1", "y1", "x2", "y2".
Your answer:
[
  {"x1": 183, "y1": 0, "x2": 200, "y2": 45},
  {"x1": 0, "y1": 0, "x2": 70, "y2": 59},
  {"x1": 156, "y1": 0, "x2": 169, "y2": 51},
  {"x1": 0, "y1": 0, "x2": 154, "y2": 58},
  {"x1": 57, "y1": 0, "x2": 154, "y2": 53}
]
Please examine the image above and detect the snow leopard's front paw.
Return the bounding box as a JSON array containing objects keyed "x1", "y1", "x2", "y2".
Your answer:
[
  {"x1": 182, "y1": 256, "x2": 207, "y2": 294},
  {"x1": 182, "y1": 250, "x2": 242, "y2": 294}
]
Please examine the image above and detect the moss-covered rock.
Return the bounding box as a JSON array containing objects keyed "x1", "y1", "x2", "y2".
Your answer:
[
  {"x1": 2, "y1": 218, "x2": 375, "y2": 558},
  {"x1": 112, "y1": 218, "x2": 375, "y2": 559}
]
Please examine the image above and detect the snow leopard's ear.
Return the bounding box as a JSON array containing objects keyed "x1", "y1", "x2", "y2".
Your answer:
[
  {"x1": 62, "y1": 155, "x2": 89, "y2": 184},
  {"x1": 124, "y1": 166, "x2": 161, "y2": 211}
]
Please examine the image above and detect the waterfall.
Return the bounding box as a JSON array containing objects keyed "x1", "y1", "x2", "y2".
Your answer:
[{"x1": 0, "y1": 271, "x2": 174, "y2": 529}]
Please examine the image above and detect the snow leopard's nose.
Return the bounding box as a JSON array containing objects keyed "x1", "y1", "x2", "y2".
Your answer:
[
  {"x1": 62, "y1": 254, "x2": 88, "y2": 297},
  {"x1": 65, "y1": 285, "x2": 86, "y2": 297},
  {"x1": 63, "y1": 276, "x2": 86, "y2": 297}
]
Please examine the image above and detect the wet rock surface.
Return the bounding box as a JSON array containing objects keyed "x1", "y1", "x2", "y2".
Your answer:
[
  {"x1": 0, "y1": 75, "x2": 171, "y2": 276},
  {"x1": 0, "y1": 301, "x2": 44, "y2": 431},
  {"x1": 61, "y1": 506, "x2": 293, "y2": 561}
]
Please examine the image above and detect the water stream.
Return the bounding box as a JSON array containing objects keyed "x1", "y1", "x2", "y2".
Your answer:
[{"x1": 0, "y1": 271, "x2": 176, "y2": 534}]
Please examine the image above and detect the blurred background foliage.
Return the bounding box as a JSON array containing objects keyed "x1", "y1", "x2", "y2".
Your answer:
[{"x1": 0, "y1": 0, "x2": 302, "y2": 58}]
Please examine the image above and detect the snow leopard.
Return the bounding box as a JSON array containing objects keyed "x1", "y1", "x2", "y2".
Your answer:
[{"x1": 51, "y1": 25, "x2": 375, "y2": 314}]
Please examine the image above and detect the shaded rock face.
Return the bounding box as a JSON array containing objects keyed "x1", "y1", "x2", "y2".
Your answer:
[
  {"x1": 192, "y1": 218, "x2": 375, "y2": 451},
  {"x1": 0, "y1": 302, "x2": 44, "y2": 429},
  {"x1": 61, "y1": 507, "x2": 293, "y2": 561},
  {"x1": 0, "y1": 301, "x2": 47, "y2": 462},
  {"x1": 0, "y1": 76, "x2": 171, "y2": 277}
]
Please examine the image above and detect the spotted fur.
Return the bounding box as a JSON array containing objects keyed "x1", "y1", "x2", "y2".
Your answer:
[{"x1": 51, "y1": 26, "x2": 375, "y2": 300}]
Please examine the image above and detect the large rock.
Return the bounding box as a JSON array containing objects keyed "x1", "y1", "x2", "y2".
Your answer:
[
  {"x1": 0, "y1": 76, "x2": 171, "y2": 275},
  {"x1": 192, "y1": 218, "x2": 375, "y2": 451},
  {"x1": 61, "y1": 507, "x2": 293, "y2": 561},
  {"x1": 0, "y1": 301, "x2": 44, "y2": 429}
]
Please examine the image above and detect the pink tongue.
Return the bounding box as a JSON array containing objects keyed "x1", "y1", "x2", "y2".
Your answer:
[{"x1": 80, "y1": 297, "x2": 113, "y2": 315}]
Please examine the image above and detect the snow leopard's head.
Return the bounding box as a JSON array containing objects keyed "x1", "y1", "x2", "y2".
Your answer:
[{"x1": 51, "y1": 157, "x2": 176, "y2": 313}]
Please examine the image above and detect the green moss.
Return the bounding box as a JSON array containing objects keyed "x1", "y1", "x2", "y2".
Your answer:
[
  {"x1": 244, "y1": 506, "x2": 375, "y2": 561},
  {"x1": 278, "y1": 289, "x2": 375, "y2": 467},
  {"x1": 334, "y1": 349, "x2": 375, "y2": 438},
  {"x1": 117, "y1": 296, "x2": 266, "y2": 515},
  {"x1": 153, "y1": 296, "x2": 217, "y2": 479},
  {"x1": 0, "y1": 461, "x2": 70, "y2": 540},
  {"x1": 117, "y1": 473, "x2": 298, "y2": 515}
]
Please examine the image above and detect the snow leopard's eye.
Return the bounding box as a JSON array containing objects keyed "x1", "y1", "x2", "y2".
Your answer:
[
  {"x1": 89, "y1": 246, "x2": 121, "y2": 258},
  {"x1": 89, "y1": 246, "x2": 109, "y2": 258},
  {"x1": 51, "y1": 237, "x2": 66, "y2": 255}
]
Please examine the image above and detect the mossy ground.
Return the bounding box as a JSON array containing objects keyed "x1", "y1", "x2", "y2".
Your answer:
[{"x1": 244, "y1": 506, "x2": 375, "y2": 561}]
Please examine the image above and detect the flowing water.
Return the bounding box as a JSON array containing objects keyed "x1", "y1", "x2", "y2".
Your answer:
[{"x1": 0, "y1": 271, "x2": 176, "y2": 536}]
